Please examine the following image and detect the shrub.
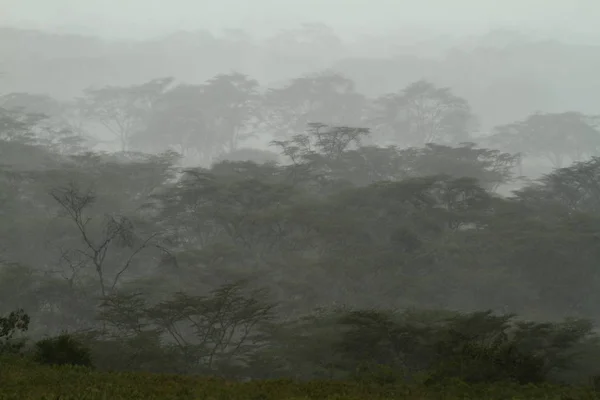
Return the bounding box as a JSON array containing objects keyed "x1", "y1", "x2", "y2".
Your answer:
[
  {"x1": 33, "y1": 332, "x2": 93, "y2": 368},
  {"x1": 0, "y1": 308, "x2": 29, "y2": 355}
]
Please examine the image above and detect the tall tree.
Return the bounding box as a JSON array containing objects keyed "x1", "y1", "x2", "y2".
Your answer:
[
  {"x1": 0, "y1": 106, "x2": 42, "y2": 144},
  {"x1": 133, "y1": 73, "x2": 261, "y2": 164},
  {"x1": 0, "y1": 93, "x2": 65, "y2": 122},
  {"x1": 0, "y1": 97, "x2": 90, "y2": 154},
  {"x1": 487, "y1": 112, "x2": 600, "y2": 168},
  {"x1": 369, "y1": 80, "x2": 476, "y2": 147},
  {"x1": 397, "y1": 143, "x2": 521, "y2": 192},
  {"x1": 514, "y1": 156, "x2": 600, "y2": 214},
  {"x1": 263, "y1": 71, "x2": 366, "y2": 138},
  {"x1": 79, "y1": 77, "x2": 174, "y2": 152},
  {"x1": 199, "y1": 72, "x2": 262, "y2": 153}
]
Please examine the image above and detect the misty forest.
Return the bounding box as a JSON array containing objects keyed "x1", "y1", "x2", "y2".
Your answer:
[{"x1": 4, "y1": 25, "x2": 600, "y2": 388}]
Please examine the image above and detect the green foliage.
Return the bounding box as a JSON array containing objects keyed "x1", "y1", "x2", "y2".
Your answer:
[
  {"x1": 489, "y1": 112, "x2": 600, "y2": 168},
  {"x1": 6, "y1": 72, "x2": 600, "y2": 391},
  {"x1": 33, "y1": 333, "x2": 93, "y2": 368},
  {"x1": 1, "y1": 360, "x2": 599, "y2": 400},
  {"x1": 351, "y1": 362, "x2": 407, "y2": 386},
  {"x1": 427, "y1": 336, "x2": 546, "y2": 385},
  {"x1": 89, "y1": 281, "x2": 277, "y2": 377},
  {"x1": 0, "y1": 309, "x2": 29, "y2": 355},
  {"x1": 263, "y1": 307, "x2": 596, "y2": 385}
]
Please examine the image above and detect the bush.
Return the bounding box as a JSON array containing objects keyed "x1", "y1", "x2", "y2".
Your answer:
[
  {"x1": 33, "y1": 332, "x2": 93, "y2": 368},
  {"x1": 0, "y1": 308, "x2": 29, "y2": 355},
  {"x1": 427, "y1": 340, "x2": 546, "y2": 385},
  {"x1": 2, "y1": 360, "x2": 596, "y2": 400}
]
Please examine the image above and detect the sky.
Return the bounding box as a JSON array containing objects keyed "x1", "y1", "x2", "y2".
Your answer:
[{"x1": 1, "y1": 0, "x2": 599, "y2": 41}]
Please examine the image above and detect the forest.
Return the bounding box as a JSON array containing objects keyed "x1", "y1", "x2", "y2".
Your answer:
[{"x1": 2, "y1": 27, "x2": 600, "y2": 394}]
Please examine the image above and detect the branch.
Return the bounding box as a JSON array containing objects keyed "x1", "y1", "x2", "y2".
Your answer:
[{"x1": 109, "y1": 232, "x2": 159, "y2": 291}]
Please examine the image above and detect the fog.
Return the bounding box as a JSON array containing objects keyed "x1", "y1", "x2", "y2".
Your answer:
[
  {"x1": 4, "y1": 0, "x2": 600, "y2": 41},
  {"x1": 4, "y1": 0, "x2": 600, "y2": 389}
]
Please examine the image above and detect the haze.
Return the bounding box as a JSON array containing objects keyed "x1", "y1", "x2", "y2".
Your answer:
[
  {"x1": 5, "y1": 0, "x2": 600, "y2": 390},
  {"x1": 3, "y1": 0, "x2": 600, "y2": 40}
]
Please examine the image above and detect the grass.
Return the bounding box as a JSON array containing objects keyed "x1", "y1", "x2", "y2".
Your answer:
[{"x1": 0, "y1": 358, "x2": 598, "y2": 399}]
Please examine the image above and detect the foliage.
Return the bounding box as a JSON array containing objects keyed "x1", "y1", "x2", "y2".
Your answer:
[
  {"x1": 131, "y1": 73, "x2": 261, "y2": 162},
  {"x1": 79, "y1": 78, "x2": 174, "y2": 151},
  {"x1": 514, "y1": 156, "x2": 600, "y2": 214},
  {"x1": 33, "y1": 332, "x2": 93, "y2": 368},
  {"x1": 279, "y1": 308, "x2": 594, "y2": 385},
  {"x1": 0, "y1": 360, "x2": 598, "y2": 400},
  {"x1": 368, "y1": 80, "x2": 476, "y2": 147},
  {"x1": 49, "y1": 182, "x2": 160, "y2": 297},
  {"x1": 6, "y1": 67, "x2": 600, "y2": 390},
  {"x1": 487, "y1": 112, "x2": 600, "y2": 168},
  {"x1": 263, "y1": 71, "x2": 366, "y2": 138},
  {"x1": 87, "y1": 281, "x2": 277, "y2": 377},
  {"x1": 0, "y1": 309, "x2": 29, "y2": 355},
  {"x1": 213, "y1": 147, "x2": 280, "y2": 165}
]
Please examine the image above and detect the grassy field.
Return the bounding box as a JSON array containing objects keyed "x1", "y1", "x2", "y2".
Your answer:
[{"x1": 1, "y1": 359, "x2": 599, "y2": 400}]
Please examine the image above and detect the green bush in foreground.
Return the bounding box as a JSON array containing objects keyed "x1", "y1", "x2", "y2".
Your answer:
[
  {"x1": 0, "y1": 360, "x2": 599, "y2": 400},
  {"x1": 0, "y1": 308, "x2": 29, "y2": 355},
  {"x1": 32, "y1": 333, "x2": 93, "y2": 368}
]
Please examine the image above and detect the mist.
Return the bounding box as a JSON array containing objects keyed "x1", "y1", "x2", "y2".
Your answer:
[
  {"x1": 3, "y1": 0, "x2": 600, "y2": 41},
  {"x1": 4, "y1": 0, "x2": 600, "y2": 394}
]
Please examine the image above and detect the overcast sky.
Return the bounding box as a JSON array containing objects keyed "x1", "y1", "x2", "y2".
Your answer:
[{"x1": 1, "y1": 0, "x2": 599, "y2": 41}]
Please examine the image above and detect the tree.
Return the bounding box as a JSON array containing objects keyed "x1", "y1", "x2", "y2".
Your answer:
[
  {"x1": 152, "y1": 162, "x2": 299, "y2": 275},
  {"x1": 271, "y1": 125, "x2": 519, "y2": 191},
  {"x1": 396, "y1": 143, "x2": 521, "y2": 192},
  {"x1": 49, "y1": 183, "x2": 162, "y2": 297},
  {"x1": 131, "y1": 83, "x2": 209, "y2": 160},
  {"x1": 0, "y1": 308, "x2": 29, "y2": 354},
  {"x1": 272, "y1": 123, "x2": 369, "y2": 164},
  {"x1": 0, "y1": 102, "x2": 88, "y2": 154},
  {"x1": 0, "y1": 142, "x2": 179, "y2": 335},
  {"x1": 263, "y1": 71, "x2": 366, "y2": 138},
  {"x1": 369, "y1": 80, "x2": 476, "y2": 147},
  {"x1": 271, "y1": 123, "x2": 372, "y2": 188},
  {"x1": 487, "y1": 112, "x2": 600, "y2": 168},
  {"x1": 148, "y1": 281, "x2": 275, "y2": 374},
  {"x1": 200, "y1": 72, "x2": 262, "y2": 154},
  {"x1": 79, "y1": 77, "x2": 174, "y2": 152},
  {"x1": 0, "y1": 106, "x2": 43, "y2": 144},
  {"x1": 513, "y1": 156, "x2": 600, "y2": 214},
  {"x1": 213, "y1": 147, "x2": 280, "y2": 165},
  {"x1": 0, "y1": 93, "x2": 65, "y2": 123},
  {"x1": 133, "y1": 74, "x2": 261, "y2": 164},
  {"x1": 94, "y1": 281, "x2": 276, "y2": 376}
]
